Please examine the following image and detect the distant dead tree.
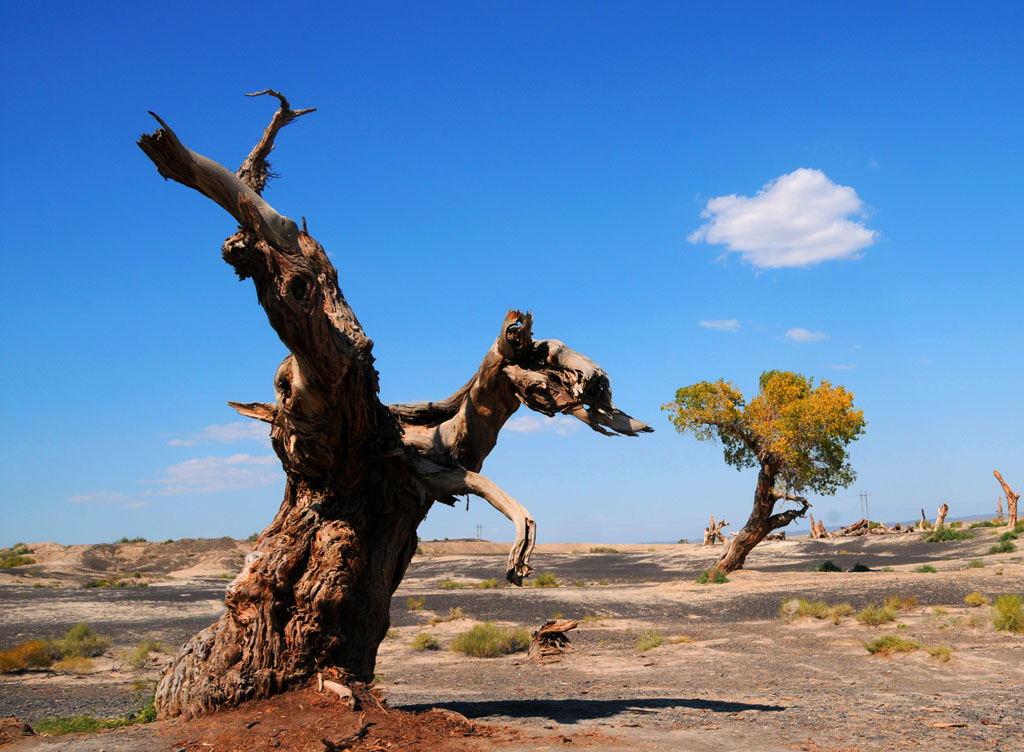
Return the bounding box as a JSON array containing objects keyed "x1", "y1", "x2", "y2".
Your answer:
[
  {"x1": 993, "y1": 470, "x2": 1019, "y2": 528},
  {"x1": 138, "y1": 92, "x2": 651, "y2": 719},
  {"x1": 935, "y1": 503, "x2": 949, "y2": 530},
  {"x1": 703, "y1": 515, "x2": 728, "y2": 545}
]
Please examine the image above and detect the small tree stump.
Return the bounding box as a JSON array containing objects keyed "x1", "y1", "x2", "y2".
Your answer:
[{"x1": 529, "y1": 620, "x2": 578, "y2": 662}]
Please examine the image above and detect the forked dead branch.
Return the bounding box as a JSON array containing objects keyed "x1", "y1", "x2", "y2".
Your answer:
[{"x1": 138, "y1": 92, "x2": 650, "y2": 719}]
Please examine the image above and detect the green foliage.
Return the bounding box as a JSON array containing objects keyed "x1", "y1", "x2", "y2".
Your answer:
[
  {"x1": 33, "y1": 692, "x2": 156, "y2": 735},
  {"x1": 439, "y1": 578, "x2": 465, "y2": 589},
  {"x1": 810, "y1": 560, "x2": 843, "y2": 572},
  {"x1": 406, "y1": 597, "x2": 424, "y2": 612},
  {"x1": 662, "y1": 370, "x2": 866, "y2": 497},
  {"x1": 636, "y1": 630, "x2": 664, "y2": 652},
  {"x1": 58, "y1": 623, "x2": 110, "y2": 658},
  {"x1": 531, "y1": 572, "x2": 559, "y2": 588},
  {"x1": 695, "y1": 568, "x2": 729, "y2": 584},
  {"x1": 992, "y1": 594, "x2": 1024, "y2": 632},
  {"x1": 849, "y1": 563, "x2": 871, "y2": 572},
  {"x1": 410, "y1": 633, "x2": 440, "y2": 651},
  {"x1": 0, "y1": 640, "x2": 53, "y2": 673},
  {"x1": 114, "y1": 537, "x2": 147, "y2": 544},
  {"x1": 428, "y1": 607, "x2": 466, "y2": 626},
  {"x1": 914, "y1": 565, "x2": 938, "y2": 573},
  {"x1": 987, "y1": 539, "x2": 1016, "y2": 555},
  {"x1": 883, "y1": 595, "x2": 917, "y2": 612},
  {"x1": 54, "y1": 656, "x2": 94, "y2": 674},
  {"x1": 865, "y1": 635, "x2": 920, "y2": 655},
  {"x1": 450, "y1": 623, "x2": 530, "y2": 657},
  {"x1": 856, "y1": 605, "x2": 898, "y2": 626},
  {"x1": 124, "y1": 639, "x2": 162, "y2": 670},
  {"x1": 0, "y1": 555, "x2": 35, "y2": 568},
  {"x1": 970, "y1": 520, "x2": 999, "y2": 528},
  {"x1": 83, "y1": 577, "x2": 147, "y2": 588},
  {"x1": 923, "y1": 528, "x2": 973, "y2": 542},
  {"x1": 475, "y1": 578, "x2": 500, "y2": 589},
  {"x1": 967, "y1": 559, "x2": 986, "y2": 568},
  {"x1": 964, "y1": 592, "x2": 989, "y2": 607},
  {"x1": 927, "y1": 644, "x2": 953, "y2": 662},
  {"x1": 246, "y1": 532, "x2": 259, "y2": 542},
  {"x1": 780, "y1": 598, "x2": 853, "y2": 624},
  {"x1": 589, "y1": 546, "x2": 619, "y2": 553}
]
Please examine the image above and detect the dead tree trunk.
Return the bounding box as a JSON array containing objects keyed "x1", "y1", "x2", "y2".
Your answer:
[
  {"x1": 716, "y1": 466, "x2": 808, "y2": 572},
  {"x1": 994, "y1": 470, "x2": 1019, "y2": 528},
  {"x1": 998, "y1": 495, "x2": 1005, "y2": 524},
  {"x1": 703, "y1": 515, "x2": 728, "y2": 545},
  {"x1": 935, "y1": 503, "x2": 949, "y2": 530},
  {"x1": 139, "y1": 93, "x2": 650, "y2": 719}
]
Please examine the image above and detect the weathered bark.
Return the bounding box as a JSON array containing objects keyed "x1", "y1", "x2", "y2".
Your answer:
[
  {"x1": 703, "y1": 515, "x2": 728, "y2": 545},
  {"x1": 716, "y1": 467, "x2": 808, "y2": 572},
  {"x1": 935, "y1": 503, "x2": 949, "y2": 530},
  {"x1": 808, "y1": 514, "x2": 826, "y2": 539},
  {"x1": 998, "y1": 495, "x2": 1005, "y2": 524},
  {"x1": 838, "y1": 518, "x2": 869, "y2": 537},
  {"x1": 528, "y1": 619, "x2": 578, "y2": 662},
  {"x1": 139, "y1": 93, "x2": 650, "y2": 719},
  {"x1": 994, "y1": 470, "x2": 1019, "y2": 528}
]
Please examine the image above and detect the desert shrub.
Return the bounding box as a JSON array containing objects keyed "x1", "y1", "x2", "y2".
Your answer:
[
  {"x1": 865, "y1": 635, "x2": 920, "y2": 655},
  {"x1": 124, "y1": 639, "x2": 162, "y2": 670},
  {"x1": 856, "y1": 605, "x2": 898, "y2": 626},
  {"x1": 923, "y1": 528, "x2": 973, "y2": 542},
  {"x1": 33, "y1": 695, "x2": 156, "y2": 735},
  {"x1": 385, "y1": 628, "x2": 399, "y2": 640},
  {"x1": 114, "y1": 537, "x2": 147, "y2": 544},
  {"x1": 914, "y1": 565, "x2": 938, "y2": 573},
  {"x1": 406, "y1": 597, "x2": 424, "y2": 612},
  {"x1": 669, "y1": 635, "x2": 692, "y2": 644},
  {"x1": 439, "y1": 578, "x2": 465, "y2": 590},
  {"x1": 884, "y1": 595, "x2": 918, "y2": 612},
  {"x1": 531, "y1": 572, "x2": 559, "y2": 588},
  {"x1": 0, "y1": 640, "x2": 53, "y2": 672},
  {"x1": 965, "y1": 591, "x2": 989, "y2": 607},
  {"x1": 849, "y1": 563, "x2": 871, "y2": 572},
  {"x1": 428, "y1": 607, "x2": 466, "y2": 626},
  {"x1": 919, "y1": 520, "x2": 932, "y2": 530},
  {"x1": 0, "y1": 553, "x2": 35, "y2": 568},
  {"x1": 589, "y1": 546, "x2": 618, "y2": 553},
  {"x1": 636, "y1": 630, "x2": 664, "y2": 652},
  {"x1": 992, "y1": 594, "x2": 1024, "y2": 633},
  {"x1": 868, "y1": 521, "x2": 881, "y2": 529},
  {"x1": 475, "y1": 578, "x2": 500, "y2": 589},
  {"x1": 967, "y1": 559, "x2": 986, "y2": 568},
  {"x1": 809, "y1": 560, "x2": 842, "y2": 573},
  {"x1": 696, "y1": 569, "x2": 729, "y2": 584},
  {"x1": 58, "y1": 623, "x2": 110, "y2": 658},
  {"x1": 54, "y1": 656, "x2": 94, "y2": 674},
  {"x1": 970, "y1": 520, "x2": 999, "y2": 528},
  {"x1": 949, "y1": 521, "x2": 963, "y2": 528},
  {"x1": 780, "y1": 598, "x2": 852, "y2": 624},
  {"x1": 987, "y1": 540, "x2": 1016, "y2": 555},
  {"x1": 410, "y1": 633, "x2": 440, "y2": 651},
  {"x1": 450, "y1": 623, "x2": 530, "y2": 657},
  {"x1": 927, "y1": 644, "x2": 954, "y2": 662},
  {"x1": 246, "y1": 532, "x2": 259, "y2": 542}
]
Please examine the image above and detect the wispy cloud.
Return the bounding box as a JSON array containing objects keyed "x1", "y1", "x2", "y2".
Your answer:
[
  {"x1": 828, "y1": 363, "x2": 857, "y2": 370},
  {"x1": 688, "y1": 168, "x2": 878, "y2": 268},
  {"x1": 699, "y1": 319, "x2": 740, "y2": 332},
  {"x1": 785, "y1": 328, "x2": 828, "y2": 343},
  {"x1": 156, "y1": 454, "x2": 281, "y2": 495},
  {"x1": 68, "y1": 491, "x2": 150, "y2": 509},
  {"x1": 505, "y1": 415, "x2": 581, "y2": 436},
  {"x1": 167, "y1": 421, "x2": 270, "y2": 447}
]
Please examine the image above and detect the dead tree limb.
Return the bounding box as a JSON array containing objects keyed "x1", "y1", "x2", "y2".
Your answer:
[
  {"x1": 935, "y1": 503, "x2": 949, "y2": 530},
  {"x1": 703, "y1": 515, "x2": 728, "y2": 545},
  {"x1": 994, "y1": 470, "x2": 1019, "y2": 528},
  {"x1": 529, "y1": 619, "x2": 578, "y2": 662}
]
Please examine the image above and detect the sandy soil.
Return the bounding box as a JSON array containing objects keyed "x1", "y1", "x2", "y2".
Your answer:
[{"x1": 2, "y1": 530, "x2": 1023, "y2": 750}]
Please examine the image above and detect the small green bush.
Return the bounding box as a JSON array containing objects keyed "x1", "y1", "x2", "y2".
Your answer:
[
  {"x1": 428, "y1": 606, "x2": 466, "y2": 626},
  {"x1": 865, "y1": 635, "x2": 920, "y2": 655},
  {"x1": 124, "y1": 639, "x2": 162, "y2": 670},
  {"x1": 32, "y1": 693, "x2": 156, "y2": 735},
  {"x1": 967, "y1": 559, "x2": 986, "y2": 568},
  {"x1": 884, "y1": 595, "x2": 917, "y2": 612},
  {"x1": 450, "y1": 623, "x2": 530, "y2": 657},
  {"x1": 949, "y1": 521, "x2": 963, "y2": 528},
  {"x1": 114, "y1": 537, "x2": 147, "y2": 544},
  {"x1": 856, "y1": 605, "x2": 898, "y2": 626},
  {"x1": 992, "y1": 593, "x2": 1024, "y2": 633},
  {"x1": 475, "y1": 578, "x2": 500, "y2": 589},
  {"x1": 780, "y1": 598, "x2": 852, "y2": 624},
  {"x1": 696, "y1": 568, "x2": 729, "y2": 584},
  {"x1": 927, "y1": 644, "x2": 953, "y2": 662},
  {"x1": 970, "y1": 520, "x2": 999, "y2": 528},
  {"x1": 914, "y1": 565, "x2": 938, "y2": 573},
  {"x1": 531, "y1": 572, "x2": 559, "y2": 588},
  {"x1": 810, "y1": 560, "x2": 842, "y2": 573},
  {"x1": 636, "y1": 630, "x2": 664, "y2": 652},
  {"x1": 410, "y1": 633, "x2": 440, "y2": 651},
  {"x1": 965, "y1": 592, "x2": 989, "y2": 607},
  {"x1": 589, "y1": 546, "x2": 618, "y2": 554},
  {"x1": 439, "y1": 578, "x2": 465, "y2": 590},
  {"x1": 0, "y1": 640, "x2": 53, "y2": 673},
  {"x1": 0, "y1": 555, "x2": 35, "y2": 568},
  {"x1": 406, "y1": 597, "x2": 424, "y2": 612},
  {"x1": 988, "y1": 540, "x2": 1016, "y2": 555},
  {"x1": 246, "y1": 532, "x2": 259, "y2": 542},
  {"x1": 58, "y1": 623, "x2": 110, "y2": 658},
  {"x1": 849, "y1": 563, "x2": 871, "y2": 572},
  {"x1": 923, "y1": 528, "x2": 973, "y2": 542},
  {"x1": 54, "y1": 656, "x2": 94, "y2": 675}
]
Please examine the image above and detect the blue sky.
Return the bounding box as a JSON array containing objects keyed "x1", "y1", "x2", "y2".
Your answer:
[{"x1": 2, "y1": 1, "x2": 1022, "y2": 547}]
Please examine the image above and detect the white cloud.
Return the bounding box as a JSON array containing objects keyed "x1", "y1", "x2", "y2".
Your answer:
[
  {"x1": 828, "y1": 363, "x2": 857, "y2": 370},
  {"x1": 505, "y1": 414, "x2": 581, "y2": 436},
  {"x1": 785, "y1": 328, "x2": 828, "y2": 343},
  {"x1": 156, "y1": 454, "x2": 281, "y2": 495},
  {"x1": 688, "y1": 168, "x2": 877, "y2": 268},
  {"x1": 699, "y1": 319, "x2": 740, "y2": 332},
  {"x1": 68, "y1": 491, "x2": 149, "y2": 509},
  {"x1": 167, "y1": 421, "x2": 270, "y2": 447}
]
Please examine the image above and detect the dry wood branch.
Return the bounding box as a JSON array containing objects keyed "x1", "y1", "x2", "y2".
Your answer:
[
  {"x1": 703, "y1": 515, "x2": 728, "y2": 545},
  {"x1": 529, "y1": 619, "x2": 578, "y2": 662},
  {"x1": 935, "y1": 503, "x2": 949, "y2": 530},
  {"x1": 994, "y1": 470, "x2": 1019, "y2": 528},
  {"x1": 237, "y1": 90, "x2": 316, "y2": 194}
]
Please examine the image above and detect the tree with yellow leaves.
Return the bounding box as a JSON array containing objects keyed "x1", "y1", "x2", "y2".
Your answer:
[{"x1": 663, "y1": 370, "x2": 866, "y2": 572}]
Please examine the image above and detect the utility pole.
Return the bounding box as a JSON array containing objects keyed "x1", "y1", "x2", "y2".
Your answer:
[
  {"x1": 476, "y1": 524, "x2": 482, "y2": 540},
  {"x1": 859, "y1": 491, "x2": 870, "y2": 522}
]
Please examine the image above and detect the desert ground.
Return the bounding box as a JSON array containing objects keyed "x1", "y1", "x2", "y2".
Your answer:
[{"x1": 1, "y1": 529, "x2": 1023, "y2": 751}]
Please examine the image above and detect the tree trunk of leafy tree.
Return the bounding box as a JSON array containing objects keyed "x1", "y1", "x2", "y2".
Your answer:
[{"x1": 139, "y1": 92, "x2": 650, "y2": 720}]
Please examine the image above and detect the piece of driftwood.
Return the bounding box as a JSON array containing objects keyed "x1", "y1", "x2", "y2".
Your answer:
[
  {"x1": 139, "y1": 92, "x2": 651, "y2": 720},
  {"x1": 322, "y1": 680, "x2": 356, "y2": 711},
  {"x1": 935, "y1": 503, "x2": 949, "y2": 530},
  {"x1": 703, "y1": 515, "x2": 729, "y2": 545},
  {"x1": 765, "y1": 531, "x2": 786, "y2": 541},
  {"x1": 994, "y1": 470, "x2": 1019, "y2": 528},
  {"x1": 808, "y1": 514, "x2": 830, "y2": 539},
  {"x1": 529, "y1": 619, "x2": 578, "y2": 661}
]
